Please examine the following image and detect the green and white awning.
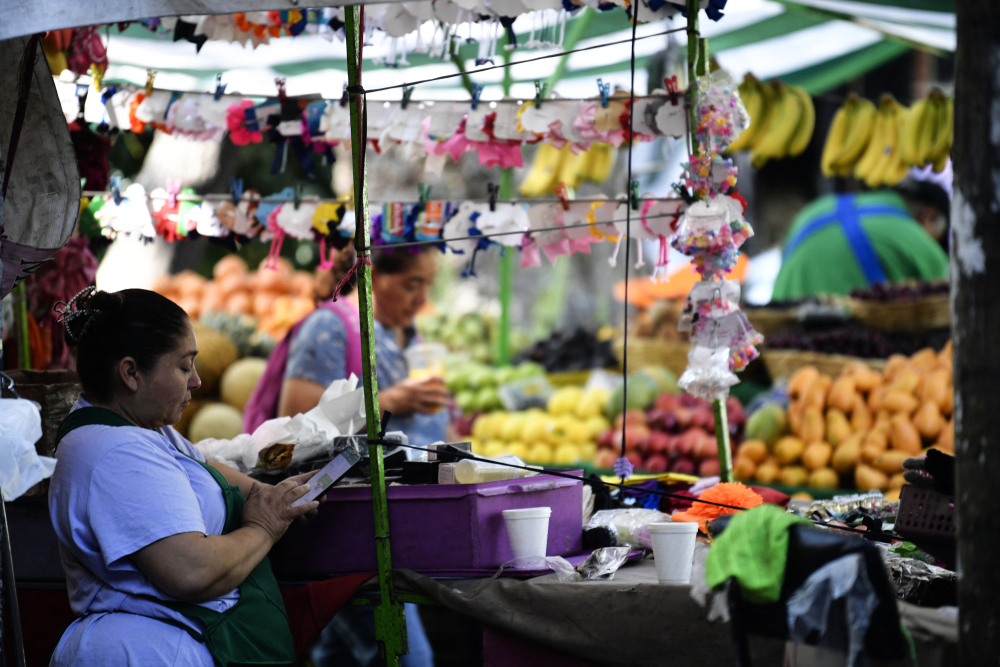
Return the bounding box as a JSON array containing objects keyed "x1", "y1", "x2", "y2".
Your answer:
[{"x1": 96, "y1": 0, "x2": 954, "y2": 101}]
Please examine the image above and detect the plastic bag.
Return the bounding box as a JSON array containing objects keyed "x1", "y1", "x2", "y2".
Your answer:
[
  {"x1": 0, "y1": 399, "x2": 57, "y2": 500},
  {"x1": 585, "y1": 508, "x2": 670, "y2": 549},
  {"x1": 576, "y1": 547, "x2": 631, "y2": 581}
]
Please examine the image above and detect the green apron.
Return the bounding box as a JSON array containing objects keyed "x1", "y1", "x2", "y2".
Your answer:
[{"x1": 57, "y1": 407, "x2": 297, "y2": 667}]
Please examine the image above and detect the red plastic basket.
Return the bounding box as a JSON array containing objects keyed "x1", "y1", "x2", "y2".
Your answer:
[{"x1": 895, "y1": 484, "x2": 955, "y2": 542}]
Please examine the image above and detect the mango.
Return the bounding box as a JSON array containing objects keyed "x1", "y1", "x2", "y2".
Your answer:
[
  {"x1": 737, "y1": 439, "x2": 769, "y2": 464},
  {"x1": 802, "y1": 407, "x2": 825, "y2": 444},
  {"x1": 874, "y1": 450, "x2": 910, "y2": 475},
  {"x1": 883, "y1": 391, "x2": 919, "y2": 416},
  {"x1": 802, "y1": 442, "x2": 833, "y2": 471},
  {"x1": 855, "y1": 464, "x2": 889, "y2": 491},
  {"x1": 913, "y1": 401, "x2": 944, "y2": 440},
  {"x1": 850, "y1": 394, "x2": 873, "y2": 431},
  {"x1": 890, "y1": 414, "x2": 922, "y2": 455},
  {"x1": 809, "y1": 468, "x2": 839, "y2": 489},
  {"x1": 889, "y1": 370, "x2": 922, "y2": 396},
  {"x1": 745, "y1": 404, "x2": 788, "y2": 446},
  {"x1": 779, "y1": 466, "x2": 809, "y2": 487},
  {"x1": 788, "y1": 366, "x2": 819, "y2": 401},
  {"x1": 754, "y1": 460, "x2": 781, "y2": 484},
  {"x1": 774, "y1": 436, "x2": 806, "y2": 465},
  {"x1": 889, "y1": 473, "x2": 906, "y2": 490},
  {"x1": 832, "y1": 433, "x2": 863, "y2": 474},
  {"x1": 828, "y1": 377, "x2": 857, "y2": 414},
  {"x1": 733, "y1": 457, "x2": 757, "y2": 481},
  {"x1": 868, "y1": 386, "x2": 887, "y2": 413},
  {"x1": 936, "y1": 420, "x2": 954, "y2": 452},
  {"x1": 803, "y1": 375, "x2": 833, "y2": 410},
  {"x1": 825, "y1": 409, "x2": 852, "y2": 446}
]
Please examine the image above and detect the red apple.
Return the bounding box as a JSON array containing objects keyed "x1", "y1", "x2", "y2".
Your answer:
[
  {"x1": 726, "y1": 397, "x2": 746, "y2": 426},
  {"x1": 594, "y1": 449, "x2": 618, "y2": 469},
  {"x1": 655, "y1": 393, "x2": 681, "y2": 412},
  {"x1": 679, "y1": 394, "x2": 702, "y2": 408},
  {"x1": 670, "y1": 458, "x2": 696, "y2": 475},
  {"x1": 673, "y1": 407, "x2": 694, "y2": 429},
  {"x1": 598, "y1": 429, "x2": 617, "y2": 449},
  {"x1": 647, "y1": 431, "x2": 671, "y2": 455},
  {"x1": 623, "y1": 425, "x2": 650, "y2": 452},
  {"x1": 625, "y1": 409, "x2": 647, "y2": 427},
  {"x1": 636, "y1": 433, "x2": 654, "y2": 457},
  {"x1": 699, "y1": 458, "x2": 720, "y2": 478},
  {"x1": 694, "y1": 436, "x2": 722, "y2": 461},
  {"x1": 689, "y1": 409, "x2": 715, "y2": 432},
  {"x1": 644, "y1": 454, "x2": 669, "y2": 473},
  {"x1": 626, "y1": 452, "x2": 643, "y2": 470}
]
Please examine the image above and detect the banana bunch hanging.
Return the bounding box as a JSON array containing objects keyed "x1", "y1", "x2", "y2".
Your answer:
[
  {"x1": 725, "y1": 74, "x2": 815, "y2": 168},
  {"x1": 821, "y1": 89, "x2": 953, "y2": 184},
  {"x1": 900, "y1": 89, "x2": 953, "y2": 173},
  {"x1": 518, "y1": 143, "x2": 617, "y2": 197}
]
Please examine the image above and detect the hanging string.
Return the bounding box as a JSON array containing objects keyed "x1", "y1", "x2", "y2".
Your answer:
[{"x1": 616, "y1": 11, "x2": 641, "y2": 484}]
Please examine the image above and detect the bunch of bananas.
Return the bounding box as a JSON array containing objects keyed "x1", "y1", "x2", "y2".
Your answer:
[
  {"x1": 518, "y1": 142, "x2": 617, "y2": 197},
  {"x1": 900, "y1": 89, "x2": 953, "y2": 173},
  {"x1": 821, "y1": 93, "x2": 878, "y2": 178},
  {"x1": 726, "y1": 74, "x2": 815, "y2": 168},
  {"x1": 853, "y1": 94, "x2": 910, "y2": 187}
]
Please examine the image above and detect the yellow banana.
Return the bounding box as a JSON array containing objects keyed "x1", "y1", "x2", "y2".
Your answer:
[
  {"x1": 913, "y1": 95, "x2": 940, "y2": 168},
  {"x1": 786, "y1": 85, "x2": 815, "y2": 157},
  {"x1": 832, "y1": 95, "x2": 876, "y2": 176},
  {"x1": 821, "y1": 99, "x2": 852, "y2": 178},
  {"x1": 877, "y1": 101, "x2": 910, "y2": 187},
  {"x1": 899, "y1": 98, "x2": 927, "y2": 166},
  {"x1": 559, "y1": 146, "x2": 588, "y2": 190},
  {"x1": 927, "y1": 94, "x2": 953, "y2": 170},
  {"x1": 854, "y1": 103, "x2": 887, "y2": 185},
  {"x1": 584, "y1": 142, "x2": 616, "y2": 183},
  {"x1": 518, "y1": 142, "x2": 566, "y2": 197},
  {"x1": 752, "y1": 82, "x2": 803, "y2": 167},
  {"x1": 727, "y1": 74, "x2": 767, "y2": 153}
]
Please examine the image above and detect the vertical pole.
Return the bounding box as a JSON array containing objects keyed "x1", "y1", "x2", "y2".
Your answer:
[
  {"x1": 344, "y1": 6, "x2": 407, "y2": 664},
  {"x1": 497, "y1": 169, "x2": 514, "y2": 366},
  {"x1": 953, "y1": 2, "x2": 1000, "y2": 664},
  {"x1": 12, "y1": 284, "x2": 30, "y2": 370}
]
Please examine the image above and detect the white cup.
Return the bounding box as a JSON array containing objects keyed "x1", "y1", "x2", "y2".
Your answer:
[
  {"x1": 648, "y1": 521, "x2": 699, "y2": 585},
  {"x1": 502, "y1": 507, "x2": 552, "y2": 560}
]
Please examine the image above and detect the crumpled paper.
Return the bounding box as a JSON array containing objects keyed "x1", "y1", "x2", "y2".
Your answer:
[
  {"x1": 196, "y1": 375, "x2": 366, "y2": 472},
  {"x1": 0, "y1": 399, "x2": 57, "y2": 500}
]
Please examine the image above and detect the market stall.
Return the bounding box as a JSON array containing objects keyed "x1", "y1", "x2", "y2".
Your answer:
[{"x1": 0, "y1": 0, "x2": 967, "y2": 664}]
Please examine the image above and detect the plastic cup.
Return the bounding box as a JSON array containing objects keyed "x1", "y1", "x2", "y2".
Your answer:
[
  {"x1": 502, "y1": 507, "x2": 552, "y2": 560},
  {"x1": 404, "y1": 343, "x2": 448, "y2": 381},
  {"x1": 648, "y1": 521, "x2": 699, "y2": 585}
]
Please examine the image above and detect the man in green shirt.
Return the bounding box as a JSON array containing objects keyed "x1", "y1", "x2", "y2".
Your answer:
[{"x1": 771, "y1": 186, "x2": 949, "y2": 301}]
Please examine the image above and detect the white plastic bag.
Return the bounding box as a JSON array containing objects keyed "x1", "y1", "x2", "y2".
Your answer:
[{"x1": 0, "y1": 399, "x2": 56, "y2": 500}]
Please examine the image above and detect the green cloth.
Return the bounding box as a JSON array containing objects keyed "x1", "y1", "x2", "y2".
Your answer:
[
  {"x1": 705, "y1": 505, "x2": 809, "y2": 603},
  {"x1": 771, "y1": 191, "x2": 949, "y2": 301}
]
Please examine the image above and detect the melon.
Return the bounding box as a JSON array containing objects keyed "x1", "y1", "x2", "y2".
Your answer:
[
  {"x1": 220, "y1": 358, "x2": 268, "y2": 411},
  {"x1": 188, "y1": 403, "x2": 244, "y2": 443},
  {"x1": 192, "y1": 324, "x2": 239, "y2": 397}
]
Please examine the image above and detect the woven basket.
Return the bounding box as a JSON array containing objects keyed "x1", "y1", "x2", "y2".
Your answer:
[
  {"x1": 920, "y1": 295, "x2": 951, "y2": 329},
  {"x1": 761, "y1": 350, "x2": 886, "y2": 380},
  {"x1": 848, "y1": 298, "x2": 922, "y2": 331},
  {"x1": 613, "y1": 337, "x2": 691, "y2": 376},
  {"x1": 744, "y1": 307, "x2": 799, "y2": 337}
]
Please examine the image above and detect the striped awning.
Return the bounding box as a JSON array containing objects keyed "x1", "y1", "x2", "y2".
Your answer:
[{"x1": 95, "y1": 0, "x2": 954, "y2": 101}]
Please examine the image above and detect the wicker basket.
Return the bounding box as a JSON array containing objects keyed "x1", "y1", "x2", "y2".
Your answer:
[
  {"x1": 761, "y1": 349, "x2": 886, "y2": 380},
  {"x1": 744, "y1": 308, "x2": 799, "y2": 337},
  {"x1": 849, "y1": 294, "x2": 951, "y2": 331},
  {"x1": 613, "y1": 337, "x2": 691, "y2": 376},
  {"x1": 920, "y1": 295, "x2": 951, "y2": 329}
]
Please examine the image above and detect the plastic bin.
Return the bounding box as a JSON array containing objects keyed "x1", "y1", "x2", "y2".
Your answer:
[{"x1": 274, "y1": 473, "x2": 583, "y2": 578}]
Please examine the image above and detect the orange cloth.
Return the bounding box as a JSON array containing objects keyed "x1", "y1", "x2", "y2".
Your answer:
[{"x1": 671, "y1": 481, "x2": 763, "y2": 534}]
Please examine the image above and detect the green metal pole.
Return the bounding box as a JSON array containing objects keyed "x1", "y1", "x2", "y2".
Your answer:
[
  {"x1": 13, "y1": 283, "x2": 31, "y2": 370},
  {"x1": 685, "y1": 0, "x2": 732, "y2": 483},
  {"x1": 344, "y1": 6, "x2": 407, "y2": 664},
  {"x1": 497, "y1": 168, "x2": 515, "y2": 366}
]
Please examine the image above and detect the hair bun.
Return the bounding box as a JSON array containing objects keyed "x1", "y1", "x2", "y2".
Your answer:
[{"x1": 60, "y1": 288, "x2": 121, "y2": 347}]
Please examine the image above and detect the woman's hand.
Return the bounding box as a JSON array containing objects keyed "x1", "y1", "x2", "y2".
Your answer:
[
  {"x1": 241, "y1": 478, "x2": 319, "y2": 543},
  {"x1": 379, "y1": 378, "x2": 451, "y2": 416}
]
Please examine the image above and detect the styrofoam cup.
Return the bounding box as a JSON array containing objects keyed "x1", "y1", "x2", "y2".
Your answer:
[
  {"x1": 502, "y1": 507, "x2": 552, "y2": 560},
  {"x1": 648, "y1": 521, "x2": 699, "y2": 585}
]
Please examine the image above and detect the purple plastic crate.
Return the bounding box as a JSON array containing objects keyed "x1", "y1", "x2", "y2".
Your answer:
[{"x1": 274, "y1": 473, "x2": 583, "y2": 578}]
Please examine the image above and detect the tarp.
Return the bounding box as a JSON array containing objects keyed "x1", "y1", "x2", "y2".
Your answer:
[
  {"x1": 0, "y1": 37, "x2": 80, "y2": 300},
  {"x1": 65, "y1": 0, "x2": 949, "y2": 105}
]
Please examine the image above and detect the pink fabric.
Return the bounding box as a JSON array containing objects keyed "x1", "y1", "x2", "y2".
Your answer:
[
  {"x1": 573, "y1": 103, "x2": 626, "y2": 147},
  {"x1": 242, "y1": 299, "x2": 363, "y2": 433}
]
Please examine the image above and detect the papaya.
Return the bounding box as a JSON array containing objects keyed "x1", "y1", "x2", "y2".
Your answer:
[
  {"x1": 850, "y1": 394, "x2": 873, "y2": 431},
  {"x1": 774, "y1": 436, "x2": 806, "y2": 465},
  {"x1": 802, "y1": 442, "x2": 833, "y2": 471},
  {"x1": 809, "y1": 468, "x2": 839, "y2": 489},
  {"x1": 789, "y1": 366, "x2": 819, "y2": 401},
  {"x1": 801, "y1": 407, "x2": 825, "y2": 444},
  {"x1": 912, "y1": 401, "x2": 945, "y2": 440},
  {"x1": 889, "y1": 414, "x2": 922, "y2": 455},
  {"x1": 883, "y1": 391, "x2": 919, "y2": 415},
  {"x1": 828, "y1": 377, "x2": 857, "y2": 414},
  {"x1": 825, "y1": 409, "x2": 852, "y2": 446},
  {"x1": 855, "y1": 464, "x2": 889, "y2": 491},
  {"x1": 832, "y1": 432, "x2": 863, "y2": 474}
]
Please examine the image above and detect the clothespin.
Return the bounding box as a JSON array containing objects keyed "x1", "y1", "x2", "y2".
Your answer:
[
  {"x1": 165, "y1": 178, "x2": 182, "y2": 208},
  {"x1": 630, "y1": 180, "x2": 640, "y2": 211},
  {"x1": 597, "y1": 78, "x2": 611, "y2": 109},
  {"x1": 533, "y1": 81, "x2": 547, "y2": 109},
  {"x1": 555, "y1": 182, "x2": 570, "y2": 211},
  {"x1": 293, "y1": 184, "x2": 303, "y2": 210},
  {"x1": 110, "y1": 176, "x2": 122, "y2": 205},
  {"x1": 470, "y1": 83, "x2": 485, "y2": 111},
  {"x1": 664, "y1": 75, "x2": 680, "y2": 106},
  {"x1": 401, "y1": 86, "x2": 415, "y2": 110},
  {"x1": 275, "y1": 77, "x2": 287, "y2": 104},
  {"x1": 418, "y1": 183, "x2": 432, "y2": 205},
  {"x1": 230, "y1": 177, "x2": 244, "y2": 206},
  {"x1": 145, "y1": 69, "x2": 157, "y2": 97},
  {"x1": 213, "y1": 73, "x2": 227, "y2": 101},
  {"x1": 487, "y1": 183, "x2": 498, "y2": 212},
  {"x1": 89, "y1": 64, "x2": 104, "y2": 92}
]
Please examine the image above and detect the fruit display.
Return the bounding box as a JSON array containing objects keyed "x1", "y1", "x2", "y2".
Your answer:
[
  {"x1": 153, "y1": 255, "x2": 316, "y2": 339},
  {"x1": 820, "y1": 89, "x2": 953, "y2": 182},
  {"x1": 767, "y1": 328, "x2": 915, "y2": 360},
  {"x1": 595, "y1": 394, "x2": 746, "y2": 476},
  {"x1": 468, "y1": 386, "x2": 613, "y2": 465},
  {"x1": 724, "y1": 75, "x2": 815, "y2": 168},
  {"x1": 515, "y1": 327, "x2": 617, "y2": 373},
  {"x1": 446, "y1": 360, "x2": 547, "y2": 414},
  {"x1": 735, "y1": 343, "x2": 954, "y2": 496},
  {"x1": 416, "y1": 311, "x2": 529, "y2": 365},
  {"x1": 849, "y1": 281, "x2": 949, "y2": 302}
]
